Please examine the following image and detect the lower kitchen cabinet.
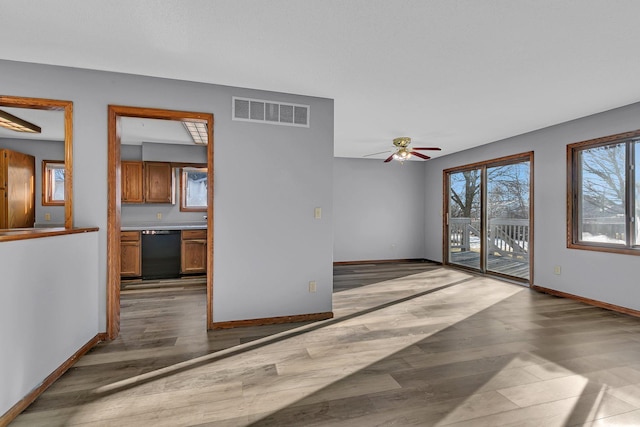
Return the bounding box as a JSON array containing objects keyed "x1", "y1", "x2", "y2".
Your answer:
[
  {"x1": 120, "y1": 230, "x2": 141, "y2": 277},
  {"x1": 181, "y1": 229, "x2": 207, "y2": 274}
]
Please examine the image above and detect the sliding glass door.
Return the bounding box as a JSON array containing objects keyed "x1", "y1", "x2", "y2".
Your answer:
[
  {"x1": 445, "y1": 153, "x2": 533, "y2": 283},
  {"x1": 486, "y1": 161, "x2": 530, "y2": 279},
  {"x1": 447, "y1": 168, "x2": 482, "y2": 270}
]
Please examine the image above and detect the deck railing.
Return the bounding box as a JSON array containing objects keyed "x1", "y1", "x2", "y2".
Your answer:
[{"x1": 449, "y1": 217, "x2": 529, "y2": 262}]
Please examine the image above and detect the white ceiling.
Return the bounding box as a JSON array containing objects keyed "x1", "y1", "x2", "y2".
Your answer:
[{"x1": 3, "y1": 1, "x2": 640, "y2": 159}]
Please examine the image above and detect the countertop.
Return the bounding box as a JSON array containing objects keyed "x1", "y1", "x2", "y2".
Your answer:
[{"x1": 121, "y1": 223, "x2": 207, "y2": 231}]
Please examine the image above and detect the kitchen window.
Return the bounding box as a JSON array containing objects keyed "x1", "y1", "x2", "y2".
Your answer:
[
  {"x1": 42, "y1": 160, "x2": 65, "y2": 206},
  {"x1": 567, "y1": 129, "x2": 640, "y2": 254},
  {"x1": 180, "y1": 167, "x2": 207, "y2": 212}
]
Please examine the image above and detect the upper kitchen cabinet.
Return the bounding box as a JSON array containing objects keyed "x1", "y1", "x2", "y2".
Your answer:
[
  {"x1": 0, "y1": 149, "x2": 36, "y2": 228},
  {"x1": 121, "y1": 161, "x2": 144, "y2": 203},
  {"x1": 144, "y1": 161, "x2": 173, "y2": 203},
  {"x1": 122, "y1": 161, "x2": 174, "y2": 204}
]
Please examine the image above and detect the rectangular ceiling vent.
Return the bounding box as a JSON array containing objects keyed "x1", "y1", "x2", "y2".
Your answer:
[{"x1": 233, "y1": 97, "x2": 310, "y2": 128}]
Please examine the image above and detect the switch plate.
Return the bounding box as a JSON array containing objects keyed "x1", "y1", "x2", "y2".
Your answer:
[
  {"x1": 314, "y1": 207, "x2": 322, "y2": 219},
  {"x1": 156, "y1": 213, "x2": 162, "y2": 220},
  {"x1": 554, "y1": 265, "x2": 561, "y2": 275},
  {"x1": 309, "y1": 281, "x2": 317, "y2": 293},
  {"x1": 44, "y1": 213, "x2": 51, "y2": 221}
]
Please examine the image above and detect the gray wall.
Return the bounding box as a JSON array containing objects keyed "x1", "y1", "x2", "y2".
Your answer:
[
  {"x1": 0, "y1": 232, "x2": 99, "y2": 416},
  {"x1": 1, "y1": 58, "x2": 334, "y2": 327},
  {"x1": 0, "y1": 137, "x2": 66, "y2": 225},
  {"x1": 424, "y1": 101, "x2": 640, "y2": 311},
  {"x1": 333, "y1": 157, "x2": 425, "y2": 262}
]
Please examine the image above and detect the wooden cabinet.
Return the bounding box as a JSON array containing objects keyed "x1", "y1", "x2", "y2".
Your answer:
[
  {"x1": 122, "y1": 161, "x2": 173, "y2": 204},
  {"x1": 120, "y1": 230, "x2": 141, "y2": 277},
  {"x1": 121, "y1": 161, "x2": 144, "y2": 203},
  {"x1": 0, "y1": 149, "x2": 35, "y2": 228},
  {"x1": 145, "y1": 162, "x2": 173, "y2": 203},
  {"x1": 181, "y1": 229, "x2": 207, "y2": 274}
]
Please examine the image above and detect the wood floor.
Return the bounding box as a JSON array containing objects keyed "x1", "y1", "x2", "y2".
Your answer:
[
  {"x1": 11, "y1": 261, "x2": 640, "y2": 426},
  {"x1": 449, "y1": 251, "x2": 530, "y2": 280}
]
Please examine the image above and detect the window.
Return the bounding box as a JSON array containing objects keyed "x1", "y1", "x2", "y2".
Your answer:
[
  {"x1": 568, "y1": 130, "x2": 640, "y2": 254},
  {"x1": 42, "y1": 160, "x2": 65, "y2": 206},
  {"x1": 180, "y1": 167, "x2": 207, "y2": 211}
]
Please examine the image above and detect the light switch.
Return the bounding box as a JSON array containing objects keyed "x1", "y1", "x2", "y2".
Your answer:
[
  {"x1": 44, "y1": 213, "x2": 51, "y2": 221},
  {"x1": 314, "y1": 207, "x2": 322, "y2": 219},
  {"x1": 156, "y1": 213, "x2": 162, "y2": 220}
]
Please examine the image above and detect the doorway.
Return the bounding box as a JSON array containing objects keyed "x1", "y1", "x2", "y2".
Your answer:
[
  {"x1": 107, "y1": 105, "x2": 214, "y2": 339},
  {"x1": 444, "y1": 152, "x2": 533, "y2": 283}
]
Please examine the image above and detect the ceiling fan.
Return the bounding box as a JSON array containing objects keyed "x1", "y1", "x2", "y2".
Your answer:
[{"x1": 365, "y1": 137, "x2": 442, "y2": 163}]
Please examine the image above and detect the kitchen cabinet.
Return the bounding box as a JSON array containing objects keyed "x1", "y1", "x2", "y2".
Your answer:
[
  {"x1": 0, "y1": 149, "x2": 35, "y2": 228},
  {"x1": 181, "y1": 229, "x2": 207, "y2": 274},
  {"x1": 120, "y1": 230, "x2": 141, "y2": 277},
  {"x1": 145, "y1": 161, "x2": 173, "y2": 203},
  {"x1": 121, "y1": 161, "x2": 144, "y2": 203},
  {"x1": 122, "y1": 161, "x2": 173, "y2": 204}
]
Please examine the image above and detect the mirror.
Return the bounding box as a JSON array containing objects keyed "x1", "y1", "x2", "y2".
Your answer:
[{"x1": 0, "y1": 96, "x2": 73, "y2": 229}]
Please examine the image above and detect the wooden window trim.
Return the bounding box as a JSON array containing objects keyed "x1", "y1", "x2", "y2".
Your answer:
[
  {"x1": 566, "y1": 129, "x2": 640, "y2": 255},
  {"x1": 42, "y1": 160, "x2": 65, "y2": 206}
]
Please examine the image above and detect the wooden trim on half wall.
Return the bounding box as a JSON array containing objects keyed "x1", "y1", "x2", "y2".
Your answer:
[
  {"x1": 212, "y1": 312, "x2": 334, "y2": 330},
  {"x1": 532, "y1": 285, "x2": 640, "y2": 318},
  {"x1": 0, "y1": 333, "x2": 106, "y2": 427}
]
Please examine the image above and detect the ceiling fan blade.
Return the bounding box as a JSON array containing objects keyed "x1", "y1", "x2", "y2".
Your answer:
[
  {"x1": 411, "y1": 151, "x2": 431, "y2": 160},
  {"x1": 363, "y1": 150, "x2": 391, "y2": 158},
  {"x1": 383, "y1": 154, "x2": 394, "y2": 163},
  {"x1": 412, "y1": 147, "x2": 442, "y2": 151}
]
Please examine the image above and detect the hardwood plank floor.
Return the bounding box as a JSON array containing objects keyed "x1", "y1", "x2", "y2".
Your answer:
[{"x1": 11, "y1": 262, "x2": 640, "y2": 426}]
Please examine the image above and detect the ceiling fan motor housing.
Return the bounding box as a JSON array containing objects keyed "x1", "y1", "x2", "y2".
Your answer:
[{"x1": 393, "y1": 137, "x2": 411, "y2": 148}]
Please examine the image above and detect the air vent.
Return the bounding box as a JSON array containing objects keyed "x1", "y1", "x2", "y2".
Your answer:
[{"x1": 232, "y1": 97, "x2": 310, "y2": 127}]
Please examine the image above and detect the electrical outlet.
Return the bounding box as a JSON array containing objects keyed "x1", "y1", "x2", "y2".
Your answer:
[
  {"x1": 314, "y1": 207, "x2": 322, "y2": 219},
  {"x1": 156, "y1": 213, "x2": 162, "y2": 220},
  {"x1": 44, "y1": 213, "x2": 51, "y2": 221},
  {"x1": 554, "y1": 265, "x2": 561, "y2": 275},
  {"x1": 308, "y1": 281, "x2": 317, "y2": 293}
]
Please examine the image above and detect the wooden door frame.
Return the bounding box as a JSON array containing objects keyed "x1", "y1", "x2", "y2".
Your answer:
[{"x1": 107, "y1": 105, "x2": 214, "y2": 339}]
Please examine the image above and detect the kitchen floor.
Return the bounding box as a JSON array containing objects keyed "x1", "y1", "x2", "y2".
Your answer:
[
  {"x1": 12, "y1": 261, "x2": 640, "y2": 426},
  {"x1": 120, "y1": 275, "x2": 207, "y2": 291}
]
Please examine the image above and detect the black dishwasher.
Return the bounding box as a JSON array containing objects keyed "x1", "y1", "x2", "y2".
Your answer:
[{"x1": 141, "y1": 230, "x2": 181, "y2": 279}]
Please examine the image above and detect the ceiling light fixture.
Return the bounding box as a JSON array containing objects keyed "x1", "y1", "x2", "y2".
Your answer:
[
  {"x1": 183, "y1": 121, "x2": 208, "y2": 145},
  {"x1": 0, "y1": 109, "x2": 42, "y2": 133},
  {"x1": 393, "y1": 147, "x2": 412, "y2": 162}
]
